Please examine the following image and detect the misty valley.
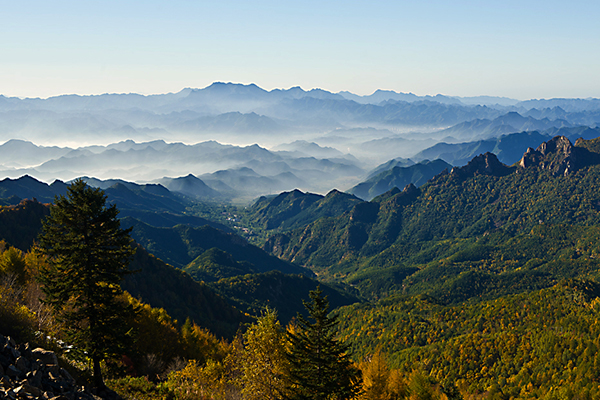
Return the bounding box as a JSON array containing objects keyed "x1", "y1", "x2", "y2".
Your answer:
[{"x1": 3, "y1": 83, "x2": 600, "y2": 399}]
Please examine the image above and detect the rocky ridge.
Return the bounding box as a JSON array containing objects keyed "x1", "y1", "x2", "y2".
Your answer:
[
  {"x1": 449, "y1": 152, "x2": 512, "y2": 179},
  {"x1": 519, "y1": 135, "x2": 600, "y2": 176}
]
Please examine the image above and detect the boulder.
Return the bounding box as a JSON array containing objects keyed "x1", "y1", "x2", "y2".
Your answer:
[
  {"x1": 15, "y1": 355, "x2": 30, "y2": 372},
  {"x1": 6, "y1": 364, "x2": 22, "y2": 379},
  {"x1": 31, "y1": 348, "x2": 58, "y2": 366}
]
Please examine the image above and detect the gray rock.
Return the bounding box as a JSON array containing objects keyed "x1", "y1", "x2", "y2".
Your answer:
[
  {"x1": 30, "y1": 360, "x2": 41, "y2": 372},
  {"x1": 2, "y1": 344, "x2": 20, "y2": 361},
  {"x1": 1, "y1": 375, "x2": 13, "y2": 389},
  {"x1": 15, "y1": 356, "x2": 30, "y2": 372},
  {"x1": 16, "y1": 343, "x2": 32, "y2": 359},
  {"x1": 45, "y1": 364, "x2": 61, "y2": 378},
  {"x1": 60, "y1": 368, "x2": 74, "y2": 383},
  {"x1": 15, "y1": 383, "x2": 43, "y2": 398},
  {"x1": 6, "y1": 365, "x2": 22, "y2": 379},
  {"x1": 26, "y1": 370, "x2": 43, "y2": 388},
  {"x1": 0, "y1": 353, "x2": 10, "y2": 368},
  {"x1": 0, "y1": 338, "x2": 121, "y2": 400},
  {"x1": 32, "y1": 349, "x2": 58, "y2": 366},
  {"x1": 5, "y1": 388, "x2": 17, "y2": 400}
]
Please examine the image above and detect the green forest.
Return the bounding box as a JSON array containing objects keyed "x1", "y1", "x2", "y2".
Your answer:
[{"x1": 3, "y1": 135, "x2": 600, "y2": 399}]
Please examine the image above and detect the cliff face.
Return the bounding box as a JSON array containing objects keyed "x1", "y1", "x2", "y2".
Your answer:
[{"x1": 519, "y1": 135, "x2": 600, "y2": 176}]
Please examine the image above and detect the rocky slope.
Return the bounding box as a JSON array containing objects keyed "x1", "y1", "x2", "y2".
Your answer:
[{"x1": 0, "y1": 334, "x2": 117, "y2": 400}]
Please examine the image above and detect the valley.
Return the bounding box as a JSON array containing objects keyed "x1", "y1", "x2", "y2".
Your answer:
[{"x1": 2, "y1": 84, "x2": 600, "y2": 398}]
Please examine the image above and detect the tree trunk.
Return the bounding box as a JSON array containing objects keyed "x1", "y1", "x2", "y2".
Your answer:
[{"x1": 93, "y1": 355, "x2": 105, "y2": 390}]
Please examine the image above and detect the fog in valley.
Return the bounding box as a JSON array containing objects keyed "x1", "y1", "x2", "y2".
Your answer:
[{"x1": 2, "y1": 82, "x2": 599, "y2": 202}]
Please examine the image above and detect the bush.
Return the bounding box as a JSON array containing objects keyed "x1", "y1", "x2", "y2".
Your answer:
[{"x1": 107, "y1": 376, "x2": 173, "y2": 400}]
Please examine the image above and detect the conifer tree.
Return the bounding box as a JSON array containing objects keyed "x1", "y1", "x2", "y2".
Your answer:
[
  {"x1": 38, "y1": 179, "x2": 136, "y2": 389},
  {"x1": 286, "y1": 286, "x2": 362, "y2": 400}
]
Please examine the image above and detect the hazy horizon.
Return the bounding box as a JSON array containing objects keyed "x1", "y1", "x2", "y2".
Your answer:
[
  {"x1": 2, "y1": 84, "x2": 597, "y2": 102},
  {"x1": 2, "y1": 80, "x2": 597, "y2": 103},
  {"x1": 2, "y1": 1, "x2": 599, "y2": 100}
]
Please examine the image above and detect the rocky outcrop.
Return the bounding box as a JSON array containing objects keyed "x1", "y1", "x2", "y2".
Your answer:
[
  {"x1": 449, "y1": 152, "x2": 512, "y2": 180},
  {"x1": 519, "y1": 135, "x2": 600, "y2": 176},
  {"x1": 0, "y1": 334, "x2": 116, "y2": 400}
]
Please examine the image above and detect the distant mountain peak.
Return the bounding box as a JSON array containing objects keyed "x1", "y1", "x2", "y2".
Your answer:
[
  {"x1": 206, "y1": 82, "x2": 261, "y2": 89},
  {"x1": 157, "y1": 174, "x2": 222, "y2": 199}
]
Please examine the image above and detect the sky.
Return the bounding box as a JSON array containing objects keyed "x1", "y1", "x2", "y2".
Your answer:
[{"x1": 1, "y1": 0, "x2": 599, "y2": 100}]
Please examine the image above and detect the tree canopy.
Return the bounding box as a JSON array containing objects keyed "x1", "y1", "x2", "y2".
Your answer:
[
  {"x1": 38, "y1": 179, "x2": 136, "y2": 389},
  {"x1": 287, "y1": 286, "x2": 362, "y2": 400}
]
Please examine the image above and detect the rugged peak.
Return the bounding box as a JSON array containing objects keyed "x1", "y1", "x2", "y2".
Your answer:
[
  {"x1": 450, "y1": 152, "x2": 511, "y2": 179},
  {"x1": 537, "y1": 135, "x2": 573, "y2": 156},
  {"x1": 518, "y1": 135, "x2": 599, "y2": 176}
]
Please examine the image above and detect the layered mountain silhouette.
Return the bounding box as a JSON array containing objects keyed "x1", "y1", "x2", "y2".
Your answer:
[
  {"x1": 0, "y1": 175, "x2": 231, "y2": 231},
  {"x1": 3, "y1": 83, "x2": 599, "y2": 160},
  {"x1": 413, "y1": 127, "x2": 600, "y2": 166},
  {"x1": 349, "y1": 159, "x2": 452, "y2": 200},
  {"x1": 0, "y1": 140, "x2": 366, "y2": 200},
  {"x1": 436, "y1": 111, "x2": 574, "y2": 141}
]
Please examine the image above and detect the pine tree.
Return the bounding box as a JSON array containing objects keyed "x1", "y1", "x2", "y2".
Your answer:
[
  {"x1": 286, "y1": 286, "x2": 362, "y2": 400},
  {"x1": 37, "y1": 179, "x2": 136, "y2": 389}
]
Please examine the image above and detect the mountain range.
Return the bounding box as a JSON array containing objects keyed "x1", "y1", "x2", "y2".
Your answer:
[
  {"x1": 4, "y1": 132, "x2": 600, "y2": 395},
  {"x1": 348, "y1": 159, "x2": 453, "y2": 200},
  {"x1": 2, "y1": 82, "x2": 600, "y2": 206},
  {"x1": 8, "y1": 81, "x2": 600, "y2": 397},
  {"x1": 0, "y1": 139, "x2": 366, "y2": 201},
  {"x1": 2, "y1": 82, "x2": 599, "y2": 166},
  {"x1": 413, "y1": 126, "x2": 600, "y2": 166}
]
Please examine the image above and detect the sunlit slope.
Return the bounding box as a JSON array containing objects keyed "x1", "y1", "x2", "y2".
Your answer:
[{"x1": 264, "y1": 136, "x2": 600, "y2": 300}]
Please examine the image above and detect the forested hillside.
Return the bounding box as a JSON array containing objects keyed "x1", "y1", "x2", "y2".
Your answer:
[
  {"x1": 263, "y1": 136, "x2": 600, "y2": 298},
  {"x1": 246, "y1": 135, "x2": 600, "y2": 396},
  {"x1": 5, "y1": 134, "x2": 600, "y2": 398}
]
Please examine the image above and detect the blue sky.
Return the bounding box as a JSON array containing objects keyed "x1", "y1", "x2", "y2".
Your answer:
[{"x1": 2, "y1": 0, "x2": 599, "y2": 99}]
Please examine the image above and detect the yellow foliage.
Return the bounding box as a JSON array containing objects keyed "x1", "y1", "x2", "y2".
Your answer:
[
  {"x1": 0, "y1": 246, "x2": 27, "y2": 286},
  {"x1": 166, "y1": 359, "x2": 230, "y2": 400}
]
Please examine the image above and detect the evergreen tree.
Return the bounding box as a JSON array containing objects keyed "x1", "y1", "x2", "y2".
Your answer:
[
  {"x1": 286, "y1": 286, "x2": 362, "y2": 400},
  {"x1": 37, "y1": 179, "x2": 136, "y2": 389}
]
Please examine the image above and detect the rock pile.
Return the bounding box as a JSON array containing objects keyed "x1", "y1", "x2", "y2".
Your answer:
[{"x1": 0, "y1": 334, "x2": 104, "y2": 400}]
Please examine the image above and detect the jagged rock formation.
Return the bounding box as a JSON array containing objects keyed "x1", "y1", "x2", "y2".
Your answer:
[
  {"x1": 449, "y1": 152, "x2": 512, "y2": 179},
  {"x1": 519, "y1": 135, "x2": 600, "y2": 176},
  {"x1": 0, "y1": 334, "x2": 117, "y2": 400}
]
